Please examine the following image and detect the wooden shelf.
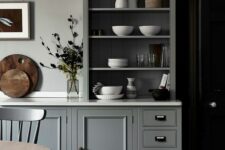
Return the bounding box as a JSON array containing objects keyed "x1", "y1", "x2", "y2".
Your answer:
[
  {"x1": 90, "y1": 67, "x2": 170, "y2": 71},
  {"x1": 89, "y1": 8, "x2": 170, "y2": 12},
  {"x1": 89, "y1": 35, "x2": 170, "y2": 39}
]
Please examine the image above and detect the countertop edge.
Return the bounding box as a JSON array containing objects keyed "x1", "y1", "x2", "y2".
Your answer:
[{"x1": 0, "y1": 98, "x2": 182, "y2": 106}]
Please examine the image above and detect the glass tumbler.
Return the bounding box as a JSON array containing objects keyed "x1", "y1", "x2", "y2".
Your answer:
[
  {"x1": 148, "y1": 44, "x2": 162, "y2": 67},
  {"x1": 136, "y1": 53, "x2": 145, "y2": 67}
]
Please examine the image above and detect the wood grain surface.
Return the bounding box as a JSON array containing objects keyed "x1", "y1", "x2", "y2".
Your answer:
[
  {"x1": 0, "y1": 69, "x2": 30, "y2": 98},
  {"x1": 0, "y1": 54, "x2": 39, "y2": 92}
]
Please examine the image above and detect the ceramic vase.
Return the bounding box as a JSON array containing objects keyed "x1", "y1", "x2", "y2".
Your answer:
[
  {"x1": 115, "y1": 0, "x2": 128, "y2": 8},
  {"x1": 126, "y1": 78, "x2": 137, "y2": 99}
]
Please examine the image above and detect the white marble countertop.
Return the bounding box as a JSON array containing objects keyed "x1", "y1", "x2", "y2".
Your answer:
[{"x1": 0, "y1": 98, "x2": 182, "y2": 106}]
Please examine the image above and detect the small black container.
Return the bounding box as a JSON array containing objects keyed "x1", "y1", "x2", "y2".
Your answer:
[{"x1": 149, "y1": 89, "x2": 170, "y2": 100}]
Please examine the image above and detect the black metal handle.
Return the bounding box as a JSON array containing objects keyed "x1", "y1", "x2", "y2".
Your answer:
[
  {"x1": 79, "y1": 147, "x2": 86, "y2": 150},
  {"x1": 155, "y1": 115, "x2": 167, "y2": 121},
  {"x1": 155, "y1": 136, "x2": 167, "y2": 142}
]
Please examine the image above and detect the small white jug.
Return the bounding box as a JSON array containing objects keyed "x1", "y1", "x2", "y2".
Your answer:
[{"x1": 115, "y1": 0, "x2": 128, "y2": 8}]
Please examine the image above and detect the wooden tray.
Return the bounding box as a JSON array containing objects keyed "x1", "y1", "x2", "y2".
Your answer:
[
  {"x1": 0, "y1": 69, "x2": 30, "y2": 98},
  {"x1": 0, "y1": 54, "x2": 39, "y2": 92}
]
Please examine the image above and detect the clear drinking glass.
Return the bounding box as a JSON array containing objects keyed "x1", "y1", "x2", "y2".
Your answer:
[
  {"x1": 161, "y1": 44, "x2": 170, "y2": 67},
  {"x1": 148, "y1": 44, "x2": 162, "y2": 67},
  {"x1": 136, "y1": 53, "x2": 145, "y2": 67}
]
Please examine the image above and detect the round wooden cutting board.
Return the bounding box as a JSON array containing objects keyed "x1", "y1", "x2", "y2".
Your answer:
[
  {"x1": 0, "y1": 54, "x2": 39, "y2": 92},
  {"x1": 0, "y1": 69, "x2": 30, "y2": 98}
]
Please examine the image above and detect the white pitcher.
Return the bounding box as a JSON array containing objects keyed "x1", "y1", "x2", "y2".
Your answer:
[
  {"x1": 126, "y1": 78, "x2": 137, "y2": 99},
  {"x1": 115, "y1": 0, "x2": 128, "y2": 8}
]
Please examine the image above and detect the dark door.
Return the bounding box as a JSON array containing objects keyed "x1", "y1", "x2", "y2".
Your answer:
[{"x1": 199, "y1": 0, "x2": 225, "y2": 150}]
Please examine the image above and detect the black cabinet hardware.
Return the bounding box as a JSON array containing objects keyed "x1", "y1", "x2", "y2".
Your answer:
[
  {"x1": 155, "y1": 136, "x2": 167, "y2": 142},
  {"x1": 155, "y1": 115, "x2": 167, "y2": 121}
]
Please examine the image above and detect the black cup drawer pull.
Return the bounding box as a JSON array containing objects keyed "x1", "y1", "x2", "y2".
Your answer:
[
  {"x1": 155, "y1": 115, "x2": 167, "y2": 121},
  {"x1": 155, "y1": 136, "x2": 167, "y2": 142}
]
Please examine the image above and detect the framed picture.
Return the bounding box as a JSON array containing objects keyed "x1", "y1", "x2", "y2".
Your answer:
[{"x1": 0, "y1": 2, "x2": 30, "y2": 39}]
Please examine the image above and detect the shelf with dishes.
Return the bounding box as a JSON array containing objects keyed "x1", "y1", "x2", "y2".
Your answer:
[
  {"x1": 87, "y1": 0, "x2": 174, "y2": 100},
  {"x1": 88, "y1": 0, "x2": 170, "y2": 10},
  {"x1": 89, "y1": 12, "x2": 170, "y2": 37},
  {"x1": 89, "y1": 71, "x2": 170, "y2": 100}
]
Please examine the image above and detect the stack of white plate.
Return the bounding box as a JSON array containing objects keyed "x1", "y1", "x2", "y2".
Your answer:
[
  {"x1": 96, "y1": 86, "x2": 124, "y2": 100},
  {"x1": 108, "y1": 58, "x2": 128, "y2": 68}
]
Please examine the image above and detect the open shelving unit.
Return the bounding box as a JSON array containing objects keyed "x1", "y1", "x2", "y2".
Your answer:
[{"x1": 83, "y1": 0, "x2": 176, "y2": 100}]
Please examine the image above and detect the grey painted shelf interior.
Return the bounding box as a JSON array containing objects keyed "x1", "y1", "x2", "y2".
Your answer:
[{"x1": 84, "y1": 0, "x2": 176, "y2": 99}]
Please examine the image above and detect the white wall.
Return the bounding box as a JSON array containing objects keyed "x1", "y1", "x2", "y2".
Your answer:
[{"x1": 0, "y1": 0, "x2": 83, "y2": 92}]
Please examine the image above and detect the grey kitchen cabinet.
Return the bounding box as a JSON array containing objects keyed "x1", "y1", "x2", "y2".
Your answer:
[
  {"x1": 83, "y1": 0, "x2": 176, "y2": 99},
  {"x1": 75, "y1": 108, "x2": 134, "y2": 150},
  {"x1": 139, "y1": 107, "x2": 182, "y2": 150},
  {"x1": 2, "y1": 105, "x2": 181, "y2": 150},
  {"x1": 37, "y1": 108, "x2": 69, "y2": 150}
]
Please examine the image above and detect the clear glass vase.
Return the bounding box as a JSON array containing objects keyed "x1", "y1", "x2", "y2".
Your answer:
[{"x1": 67, "y1": 79, "x2": 79, "y2": 98}]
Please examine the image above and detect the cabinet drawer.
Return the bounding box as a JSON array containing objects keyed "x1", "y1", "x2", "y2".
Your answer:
[
  {"x1": 142, "y1": 109, "x2": 177, "y2": 126},
  {"x1": 143, "y1": 130, "x2": 176, "y2": 148}
]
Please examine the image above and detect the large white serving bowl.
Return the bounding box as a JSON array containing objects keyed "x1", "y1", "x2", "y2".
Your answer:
[
  {"x1": 99, "y1": 86, "x2": 123, "y2": 95},
  {"x1": 108, "y1": 58, "x2": 128, "y2": 68},
  {"x1": 112, "y1": 26, "x2": 134, "y2": 36},
  {"x1": 139, "y1": 26, "x2": 161, "y2": 36}
]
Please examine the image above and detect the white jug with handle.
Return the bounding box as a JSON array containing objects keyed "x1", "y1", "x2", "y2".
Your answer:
[{"x1": 115, "y1": 0, "x2": 128, "y2": 8}]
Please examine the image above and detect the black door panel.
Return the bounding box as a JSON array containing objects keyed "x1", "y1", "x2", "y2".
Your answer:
[{"x1": 200, "y1": 0, "x2": 225, "y2": 150}]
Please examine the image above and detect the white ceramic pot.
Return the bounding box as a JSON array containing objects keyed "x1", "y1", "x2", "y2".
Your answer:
[
  {"x1": 115, "y1": 0, "x2": 128, "y2": 8},
  {"x1": 126, "y1": 78, "x2": 137, "y2": 99}
]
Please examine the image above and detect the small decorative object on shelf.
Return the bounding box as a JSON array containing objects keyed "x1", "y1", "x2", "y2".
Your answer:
[
  {"x1": 145, "y1": 0, "x2": 162, "y2": 8},
  {"x1": 39, "y1": 15, "x2": 83, "y2": 98},
  {"x1": 115, "y1": 0, "x2": 128, "y2": 8},
  {"x1": 92, "y1": 82, "x2": 104, "y2": 95},
  {"x1": 150, "y1": 88, "x2": 170, "y2": 100},
  {"x1": 126, "y1": 78, "x2": 137, "y2": 99},
  {"x1": 149, "y1": 73, "x2": 170, "y2": 100}
]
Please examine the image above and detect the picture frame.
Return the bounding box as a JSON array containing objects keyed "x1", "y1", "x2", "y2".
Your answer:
[{"x1": 0, "y1": 2, "x2": 30, "y2": 39}]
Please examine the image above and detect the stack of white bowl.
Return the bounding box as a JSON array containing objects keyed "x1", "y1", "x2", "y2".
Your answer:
[
  {"x1": 108, "y1": 58, "x2": 128, "y2": 68},
  {"x1": 96, "y1": 86, "x2": 124, "y2": 100}
]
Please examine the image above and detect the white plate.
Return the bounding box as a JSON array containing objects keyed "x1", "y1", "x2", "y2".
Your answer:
[{"x1": 96, "y1": 94, "x2": 124, "y2": 100}]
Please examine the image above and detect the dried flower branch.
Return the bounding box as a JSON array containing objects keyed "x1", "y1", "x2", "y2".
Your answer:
[{"x1": 40, "y1": 15, "x2": 83, "y2": 80}]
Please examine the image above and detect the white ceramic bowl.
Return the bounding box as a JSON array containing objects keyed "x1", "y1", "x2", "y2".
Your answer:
[
  {"x1": 139, "y1": 26, "x2": 161, "y2": 36},
  {"x1": 108, "y1": 58, "x2": 128, "y2": 63},
  {"x1": 112, "y1": 26, "x2": 134, "y2": 36},
  {"x1": 108, "y1": 58, "x2": 128, "y2": 68},
  {"x1": 99, "y1": 86, "x2": 123, "y2": 95}
]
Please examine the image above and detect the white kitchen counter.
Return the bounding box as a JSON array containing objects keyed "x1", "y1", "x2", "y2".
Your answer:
[{"x1": 0, "y1": 98, "x2": 182, "y2": 106}]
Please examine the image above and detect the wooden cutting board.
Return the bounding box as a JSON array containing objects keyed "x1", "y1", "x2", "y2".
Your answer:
[
  {"x1": 0, "y1": 69, "x2": 30, "y2": 98},
  {"x1": 0, "y1": 54, "x2": 39, "y2": 92}
]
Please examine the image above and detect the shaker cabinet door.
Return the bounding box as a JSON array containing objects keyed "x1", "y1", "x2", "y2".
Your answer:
[
  {"x1": 77, "y1": 108, "x2": 133, "y2": 150},
  {"x1": 37, "y1": 108, "x2": 68, "y2": 150}
]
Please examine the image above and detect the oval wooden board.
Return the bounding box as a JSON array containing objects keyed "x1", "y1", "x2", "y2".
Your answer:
[
  {"x1": 0, "y1": 54, "x2": 38, "y2": 92},
  {"x1": 0, "y1": 69, "x2": 30, "y2": 98}
]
